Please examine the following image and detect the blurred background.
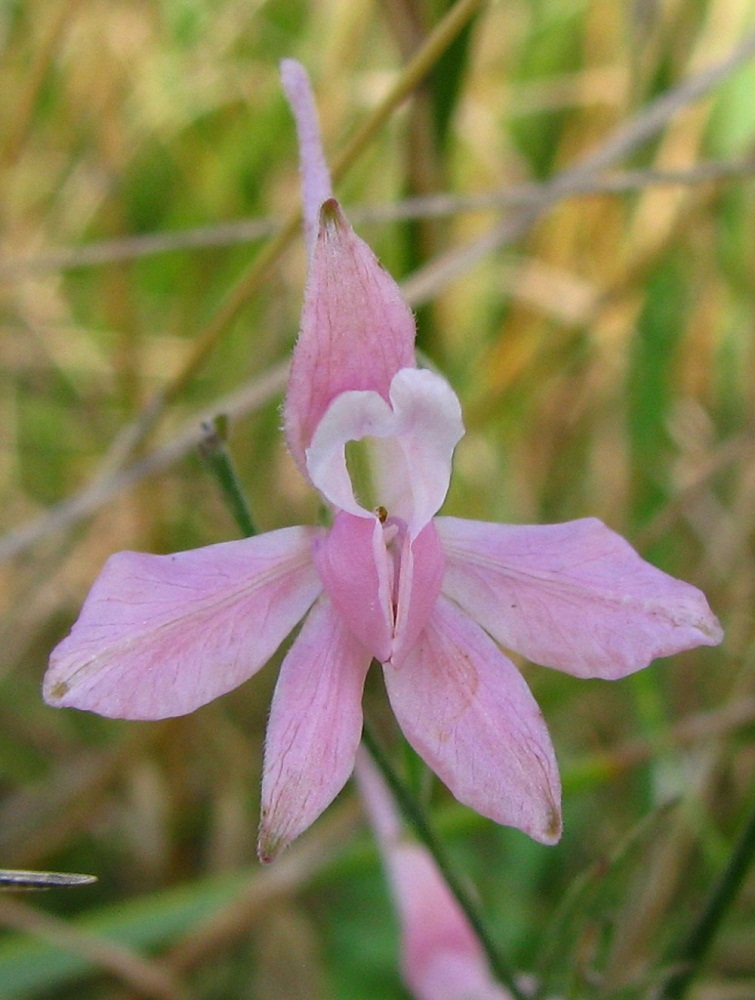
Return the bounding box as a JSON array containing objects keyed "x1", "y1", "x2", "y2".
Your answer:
[{"x1": 0, "y1": 0, "x2": 753, "y2": 997}]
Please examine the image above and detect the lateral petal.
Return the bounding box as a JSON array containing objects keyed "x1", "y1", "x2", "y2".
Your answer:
[
  {"x1": 306, "y1": 388, "x2": 395, "y2": 518},
  {"x1": 437, "y1": 516, "x2": 724, "y2": 679},
  {"x1": 284, "y1": 200, "x2": 416, "y2": 473},
  {"x1": 44, "y1": 527, "x2": 322, "y2": 720},
  {"x1": 313, "y1": 511, "x2": 393, "y2": 662},
  {"x1": 259, "y1": 595, "x2": 372, "y2": 862},
  {"x1": 384, "y1": 596, "x2": 562, "y2": 845},
  {"x1": 377, "y1": 369, "x2": 464, "y2": 535}
]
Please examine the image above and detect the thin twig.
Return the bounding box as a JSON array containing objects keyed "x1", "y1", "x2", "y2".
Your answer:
[
  {"x1": 0, "y1": 896, "x2": 191, "y2": 1000},
  {"x1": 0, "y1": 217, "x2": 277, "y2": 277},
  {"x1": 566, "y1": 697, "x2": 755, "y2": 788},
  {"x1": 0, "y1": 363, "x2": 286, "y2": 563},
  {"x1": 2, "y1": 158, "x2": 753, "y2": 278}
]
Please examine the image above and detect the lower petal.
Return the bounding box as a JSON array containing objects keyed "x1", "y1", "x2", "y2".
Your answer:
[
  {"x1": 313, "y1": 510, "x2": 393, "y2": 661},
  {"x1": 383, "y1": 596, "x2": 562, "y2": 845},
  {"x1": 437, "y1": 516, "x2": 723, "y2": 679},
  {"x1": 44, "y1": 527, "x2": 322, "y2": 720},
  {"x1": 259, "y1": 595, "x2": 372, "y2": 862},
  {"x1": 391, "y1": 520, "x2": 445, "y2": 666}
]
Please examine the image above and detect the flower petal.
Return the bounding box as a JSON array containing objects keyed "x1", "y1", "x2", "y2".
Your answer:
[
  {"x1": 280, "y1": 59, "x2": 333, "y2": 256},
  {"x1": 377, "y1": 369, "x2": 464, "y2": 535},
  {"x1": 314, "y1": 512, "x2": 444, "y2": 666},
  {"x1": 436, "y1": 516, "x2": 724, "y2": 679},
  {"x1": 383, "y1": 596, "x2": 562, "y2": 844},
  {"x1": 392, "y1": 519, "x2": 445, "y2": 666},
  {"x1": 44, "y1": 527, "x2": 323, "y2": 720},
  {"x1": 259, "y1": 595, "x2": 371, "y2": 862},
  {"x1": 394, "y1": 847, "x2": 515, "y2": 1000},
  {"x1": 355, "y1": 751, "x2": 513, "y2": 1000},
  {"x1": 284, "y1": 200, "x2": 416, "y2": 473},
  {"x1": 306, "y1": 368, "x2": 463, "y2": 534},
  {"x1": 307, "y1": 388, "x2": 395, "y2": 518},
  {"x1": 313, "y1": 510, "x2": 393, "y2": 662}
]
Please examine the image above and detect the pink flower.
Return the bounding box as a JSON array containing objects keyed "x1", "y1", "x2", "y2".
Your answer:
[
  {"x1": 355, "y1": 749, "x2": 515, "y2": 1000},
  {"x1": 44, "y1": 61, "x2": 723, "y2": 862}
]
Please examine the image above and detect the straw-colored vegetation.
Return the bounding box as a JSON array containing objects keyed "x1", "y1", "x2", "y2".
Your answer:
[{"x1": 1, "y1": 0, "x2": 753, "y2": 997}]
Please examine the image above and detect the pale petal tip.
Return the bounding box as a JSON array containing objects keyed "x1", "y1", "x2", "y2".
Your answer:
[{"x1": 701, "y1": 612, "x2": 724, "y2": 646}]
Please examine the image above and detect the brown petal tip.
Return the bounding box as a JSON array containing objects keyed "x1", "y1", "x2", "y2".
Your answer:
[{"x1": 319, "y1": 197, "x2": 344, "y2": 228}]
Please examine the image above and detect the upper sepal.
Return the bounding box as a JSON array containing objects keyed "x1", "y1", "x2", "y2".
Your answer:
[{"x1": 284, "y1": 200, "x2": 417, "y2": 475}]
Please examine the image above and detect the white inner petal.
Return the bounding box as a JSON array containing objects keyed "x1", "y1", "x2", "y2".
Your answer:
[{"x1": 305, "y1": 368, "x2": 464, "y2": 534}]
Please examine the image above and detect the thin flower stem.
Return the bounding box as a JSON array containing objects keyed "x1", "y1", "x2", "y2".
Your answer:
[
  {"x1": 198, "y1": 416, "x2": 258, "y2": 538},
  {"x1": 361, "y1": 719, "x2": 530, "y2": 1000},
  {"x1": 655, "y1": 795, "x2": 755, "y2": 1000}
]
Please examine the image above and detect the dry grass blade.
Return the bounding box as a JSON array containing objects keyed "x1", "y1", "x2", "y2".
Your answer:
[
  {"x1": 163, "y1": 800, "x2": 361, "y2": 975},
  {"x1": 0, "y1": 897, "x2": 191, "y2": 1000},
  {"x1": 2, "y1": 158, "x2": 753, "y2": 279},
  {"x1": 403, "y1": 30, "x2": 755, "y2": 305},
  {"x1": 0, "y1": 363, "x2": 287, "y2": 563}
]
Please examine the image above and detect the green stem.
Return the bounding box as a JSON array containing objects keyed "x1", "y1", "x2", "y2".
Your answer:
[
  {"x1": 198, "y1": 416, "x2": 257, "y2": 538},
  {"x1": 361, "y1": 720, "x2": 529, "y2": 1000},
  {"x1": 657, "y1": 795, "x2": 755, "y2": 1000}
]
